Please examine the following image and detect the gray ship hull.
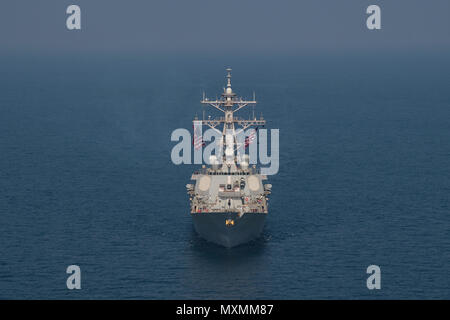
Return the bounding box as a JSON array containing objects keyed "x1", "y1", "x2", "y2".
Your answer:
[{"x1": 192, "y1": 212, "x2": 266, "y2": 248}]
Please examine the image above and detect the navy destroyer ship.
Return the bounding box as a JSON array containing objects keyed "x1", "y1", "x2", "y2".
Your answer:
[{"x1": 186, "y1": 69, "x2": 272, "y2": 247}]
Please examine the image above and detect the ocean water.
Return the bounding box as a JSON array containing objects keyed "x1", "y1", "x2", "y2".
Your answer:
[{"x1": 0, "y1": 53, "x2": 449, "y2": 299}]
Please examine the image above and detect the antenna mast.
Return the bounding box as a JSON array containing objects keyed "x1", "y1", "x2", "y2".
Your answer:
[{"x1": 196, "y1": 68, "x2": 265, "y2": 166}]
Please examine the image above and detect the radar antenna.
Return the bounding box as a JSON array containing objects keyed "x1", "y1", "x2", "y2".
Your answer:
[{"x1": 196, "y1": 68, "x2": 265, "y2": 166}]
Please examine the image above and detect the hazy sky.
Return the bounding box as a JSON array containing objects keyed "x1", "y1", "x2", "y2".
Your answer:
[{"x1": 1, "y1": 0, "x2": 449, "y2": 55}]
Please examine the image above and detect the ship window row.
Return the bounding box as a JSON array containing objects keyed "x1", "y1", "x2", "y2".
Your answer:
[{"x1": 208, "y1": 172, "x2": 250, "y2": 175}]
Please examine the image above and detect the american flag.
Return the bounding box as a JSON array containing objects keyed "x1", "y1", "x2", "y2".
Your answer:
[
  {"x1": 193, "y1": 120, "x2": 204, "y2": 150},
  {"x1": 244, "y1": 127, "x2": 258, "y2": 148}
]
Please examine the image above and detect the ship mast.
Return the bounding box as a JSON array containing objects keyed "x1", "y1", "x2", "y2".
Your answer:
[{"x1": 197, "y1": 68, "x2": 265, "y2": 168}]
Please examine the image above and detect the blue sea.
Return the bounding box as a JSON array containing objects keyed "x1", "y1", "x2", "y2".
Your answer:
[{"x1": 0, "y1": 52, "x2": 449, "y2": 299}]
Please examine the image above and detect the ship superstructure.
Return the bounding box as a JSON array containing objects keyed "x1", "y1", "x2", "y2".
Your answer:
[{"x1": 186, "y1": 69, "x2": 272, "y2": 247}]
